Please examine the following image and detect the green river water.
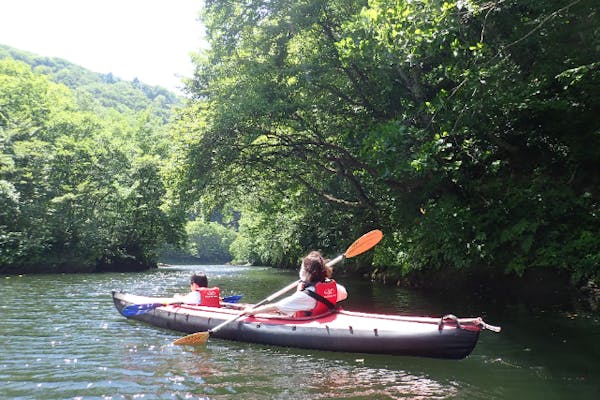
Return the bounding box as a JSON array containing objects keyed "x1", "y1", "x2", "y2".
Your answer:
[{"x1": 1, "y1": 264, "x2": 598, "y2": 399}]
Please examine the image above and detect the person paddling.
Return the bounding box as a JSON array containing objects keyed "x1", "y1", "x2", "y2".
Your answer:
[
  {"x1": 242, "y1": 251, "x2": 347, "y2": 317},
  {"x1": 174, "y1": 272, "x2": 221, "y2": 307}
]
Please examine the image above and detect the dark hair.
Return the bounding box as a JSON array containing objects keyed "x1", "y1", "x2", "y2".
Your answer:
[
  {"x1": 302, "y1": 251, "x2": 327, "y2": 283},
  {"x1": 190, "y1": 273, "x2": 208, "y2": 287}
]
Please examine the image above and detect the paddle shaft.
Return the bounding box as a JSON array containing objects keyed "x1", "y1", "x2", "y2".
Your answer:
[
  {"x1": 174, "y1": 229, "x2": 383, "y2": 344},
  {"x1": 208, "y1": 280, "x2": 299, "y2": 334},
  {"x1": 207, "y1": 240, "x2": 370, "y2": 335},
  {"x1": 207, "y1": 243, "x2": 367, "y2": 334},
  {"x1": 326, "y1": 254, "x2": 344, "y2": 267}
]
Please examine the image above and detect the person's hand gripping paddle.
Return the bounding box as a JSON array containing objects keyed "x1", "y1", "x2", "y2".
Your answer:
[{"x1": 173, "y1": 229, "x2": 383, "y2": 346}]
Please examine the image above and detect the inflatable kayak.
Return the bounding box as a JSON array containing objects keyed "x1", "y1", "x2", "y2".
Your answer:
[{"x1": 111, "y1": 290, "x2": 500, "y2": 359}]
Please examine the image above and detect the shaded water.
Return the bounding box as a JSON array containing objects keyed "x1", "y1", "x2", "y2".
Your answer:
[{"x1": 1, "y1": 264, "x2": 598, "y2": 399}]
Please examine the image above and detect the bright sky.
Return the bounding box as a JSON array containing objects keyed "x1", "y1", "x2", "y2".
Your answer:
[{"x1": 0, "y1": 0, "x2": 207, "y2": 93}]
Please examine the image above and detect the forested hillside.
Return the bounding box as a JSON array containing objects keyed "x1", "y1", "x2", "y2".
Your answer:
[
  {"x1": 0, "y1": 46, "x2": 185, "y2": 273},
  {"x1": 171, "y1": 0, "x2": 599, "y2": 289},
  {"x1": 0, "y1": 44, "x2": 180, "y2": 121}
]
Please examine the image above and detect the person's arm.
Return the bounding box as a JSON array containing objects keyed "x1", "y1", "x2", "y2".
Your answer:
[
  {"x1": 274, "y1": 291, "x2": 316, "y2": 315},
  {"x1": 244, "y1": 291, "x2": 316, "y2": 316},
  {"x1": 243, "y1": 303, "x2": 280, "y2": 316},
  {"x1": 174, "y1": 291, "x2": 201, "y2": 304}
]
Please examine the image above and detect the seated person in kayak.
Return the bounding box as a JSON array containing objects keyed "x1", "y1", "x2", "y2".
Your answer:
[
  {"x1": 243, "y1": 251, "x2": 347, "y2": 317},
  {"x1": 173, "y1": 272, "x2": 221, "y2": 307}
]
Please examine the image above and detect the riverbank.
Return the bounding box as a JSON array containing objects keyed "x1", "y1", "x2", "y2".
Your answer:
[
  {"x1": 0, "y1": 256, "x2": 155, "y2": 275},
  {"x1": 3, "y1": 257, "x2": 598, "y2": 311},
  {"x1": 368, "y1": 265, "x2": 600, "y2": 312}
]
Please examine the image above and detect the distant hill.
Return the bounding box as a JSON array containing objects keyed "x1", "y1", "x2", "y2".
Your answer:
[{"x1": 0, "y1": 44, "x2": 182, "y2": 122}]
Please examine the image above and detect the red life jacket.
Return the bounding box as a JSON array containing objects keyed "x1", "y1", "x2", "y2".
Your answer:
[
  {"x1": 196, "y1": 287, "x2": 221, "y2": 307},
  {"x1": 294, "y1": 279, "x2": 338, "y2": 318}
]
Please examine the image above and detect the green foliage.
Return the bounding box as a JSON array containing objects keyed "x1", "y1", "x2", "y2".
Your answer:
[
  {"x1": 0, "y1": 44, "x2": 181, "y2": 122},
  {"x1": 0, "y1": 57, "x2": 184, "y2": 273},
  {"x1": 186, "y1": 220, "x2": 236, "y2": 263},
  {"x1": 176, "y1": 0, "x2": 599, "y2": 284},
  {"x1": 228, "y1": 197, "x2": 305, "y2": 268}
]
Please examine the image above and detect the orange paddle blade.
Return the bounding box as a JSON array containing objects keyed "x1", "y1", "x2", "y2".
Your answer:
[
  {"x1": 344, "y1": 229, "x2": 383, "y2": 258},
  {"x1": 173, "y1": 331, "x2": 210, "y2": 346}
]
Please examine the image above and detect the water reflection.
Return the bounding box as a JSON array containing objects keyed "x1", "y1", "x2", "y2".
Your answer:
[{"x1": 136, "y1": 343, "x2": 459, "y2": 400}]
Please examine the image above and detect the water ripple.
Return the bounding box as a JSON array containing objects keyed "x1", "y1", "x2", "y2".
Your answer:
[{"x1": 1, "y1": 268, "x2": 599, "y2": 399}]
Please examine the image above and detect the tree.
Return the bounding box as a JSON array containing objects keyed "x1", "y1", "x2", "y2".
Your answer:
[
  {"x1": 186, "y1": 220, "x2": 236, "y2": 263},
  {"x1": 178, "y1": 0, "x2": 599, "y2": 283},
  {"x1": 0, "y1": 58, "x2": 184, "y2": 273}
]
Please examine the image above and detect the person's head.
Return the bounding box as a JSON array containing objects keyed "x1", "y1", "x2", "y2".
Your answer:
[
  {"x1": 190, "y1": 273, "x2": 208, "y2": 288},
  {"x1": 299, "y1": 251, "x2": 327, "y2": 283}
]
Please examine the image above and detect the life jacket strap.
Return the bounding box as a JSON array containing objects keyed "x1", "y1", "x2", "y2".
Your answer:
[{"x1": 303, "y1": 288, "x2": 337, "y2": 310}]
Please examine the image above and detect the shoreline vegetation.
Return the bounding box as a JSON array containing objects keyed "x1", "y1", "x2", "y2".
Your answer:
[
  {"x1": 1, "y1": 1, "x2": 597, "y2": 309},
  {"x1": 2, "y1": 260, "x2": 598, "y2": 311}
]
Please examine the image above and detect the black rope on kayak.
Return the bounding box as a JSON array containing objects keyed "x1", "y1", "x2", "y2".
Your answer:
[{"x1": 439, "y1": 314, "x2": 462, "y2": 331}]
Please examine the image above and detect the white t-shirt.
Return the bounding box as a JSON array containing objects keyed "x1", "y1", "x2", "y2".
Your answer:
[
  {"x1": 275, "y1": 283, "x2": 347, "y2": 315},
  {"x1": 174, "y1": 291, "x2": 201, "y2": 304}
]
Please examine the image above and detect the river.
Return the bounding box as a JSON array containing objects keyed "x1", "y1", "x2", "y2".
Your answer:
[{"x1": 1, "y1": 264, "x2": 598, "y2": 399}]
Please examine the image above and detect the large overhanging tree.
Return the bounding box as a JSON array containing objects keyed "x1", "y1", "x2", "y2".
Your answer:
[{"x1": 178, "y1": 0, "x2": 599, "y2": 281}]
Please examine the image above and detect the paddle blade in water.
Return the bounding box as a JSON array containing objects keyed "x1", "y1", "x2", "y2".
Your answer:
[
  {"x1": 173, "y1": 331, "x2": 210, "y2": 346},
  {"x1": 344, "y1": 229, "x2": 383, "y2": 258},
  {"x1": 122, "y1": 303, "x2": 164, "y2": 317}
]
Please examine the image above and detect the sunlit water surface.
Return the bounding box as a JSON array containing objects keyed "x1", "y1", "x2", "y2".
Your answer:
[{"x1": 1, "y1": 265, "x2": 598, "y2": 399}]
